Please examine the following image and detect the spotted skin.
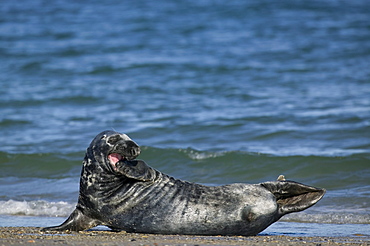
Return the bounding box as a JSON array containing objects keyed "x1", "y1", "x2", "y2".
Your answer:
[{"x1": 42, "y1": 130, "x2": 325, "y2": 236}]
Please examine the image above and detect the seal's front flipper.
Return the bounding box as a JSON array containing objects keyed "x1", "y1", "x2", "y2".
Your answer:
[
  {"x1": 261, "y1": 180, "x2": 325, "y2": 216},
  {"x1": 41, "y1": 208, "x2": 98, "y2": 232},
  {"x1": 116, "y1": 159, "x2": 155, "y2": 182}
]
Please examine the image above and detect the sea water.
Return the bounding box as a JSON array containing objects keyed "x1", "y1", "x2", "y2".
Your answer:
[{"x1": 1, "y1": 0, "x2": 369, "y2": 236}]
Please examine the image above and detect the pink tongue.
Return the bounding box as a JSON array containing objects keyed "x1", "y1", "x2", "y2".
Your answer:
[{"x1": 108, "y1": 153, "x2": 122, "y2": 165}]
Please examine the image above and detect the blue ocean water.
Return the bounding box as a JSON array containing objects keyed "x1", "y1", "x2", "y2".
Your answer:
[{"x1": 1, "y1": 0, "x2": 370, "y2": 236}]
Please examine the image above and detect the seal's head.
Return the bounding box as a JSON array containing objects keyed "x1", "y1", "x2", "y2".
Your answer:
[{"x1": 86, "y1": 130, "x2": 141, "y2": 172}]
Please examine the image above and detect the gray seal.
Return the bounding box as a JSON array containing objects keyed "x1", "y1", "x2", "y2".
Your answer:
[{"x1": 42, "y1": 130, "x2": 325, "y2": 236}]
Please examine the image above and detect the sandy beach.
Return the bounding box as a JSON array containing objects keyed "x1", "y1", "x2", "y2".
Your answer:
[{"x1": 0, "y1": 227, "x2": 369, "y2": 246}]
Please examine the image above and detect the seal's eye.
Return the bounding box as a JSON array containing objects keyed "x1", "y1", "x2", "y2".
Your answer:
[
  {"x1": 108, "y1": 135, "x2": 121, "y2": 144},
  {"x1": 101, "y1": 135, "x2": 107, "y2": 140}
]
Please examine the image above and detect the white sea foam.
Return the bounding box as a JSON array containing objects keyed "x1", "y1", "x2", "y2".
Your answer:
[
  {"x1": 184, "y1": 149, "x2": 225, "y2": 160},
  {"x1": 0, "y1": 200, "x2": 74, "y2": 217},
  {"x1": 281, "y1": 211, "x2": 370, "y2": 224}
]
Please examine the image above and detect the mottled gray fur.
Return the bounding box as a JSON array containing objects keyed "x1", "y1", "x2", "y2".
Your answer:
[{"x1": 42, "y1": 130, "x2": 325, "y2": 236}]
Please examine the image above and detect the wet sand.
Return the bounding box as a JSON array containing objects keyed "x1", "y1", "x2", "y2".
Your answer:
[{"x1": 0, "y1": 227, "x2": 369, "y2": 246}]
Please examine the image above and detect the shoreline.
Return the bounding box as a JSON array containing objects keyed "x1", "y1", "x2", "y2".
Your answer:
[{"x1": 1, "y1": 227, "x2": 369, "y2": 246}]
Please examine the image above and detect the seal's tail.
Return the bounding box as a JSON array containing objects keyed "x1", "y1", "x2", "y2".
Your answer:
[{"x1": 261, "y1": 180, "x2": 325, "y2": 216}]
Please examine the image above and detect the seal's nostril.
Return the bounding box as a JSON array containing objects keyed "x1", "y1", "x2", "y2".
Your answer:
[{"x1": 131, "y1": 148, "x2": 140, "y2": 157}]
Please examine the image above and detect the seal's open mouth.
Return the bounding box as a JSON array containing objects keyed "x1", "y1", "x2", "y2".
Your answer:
[{"x1": 108, "y1": 153, "x2": 125, "y2": 171}]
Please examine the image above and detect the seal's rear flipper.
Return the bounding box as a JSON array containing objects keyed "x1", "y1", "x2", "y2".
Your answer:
[
  {"x1": 41, "y1": 208, "x2": 98, "y2": 232},
  {"x1": 261, "y1": 181, "x2": 325, "y2": 216}
]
